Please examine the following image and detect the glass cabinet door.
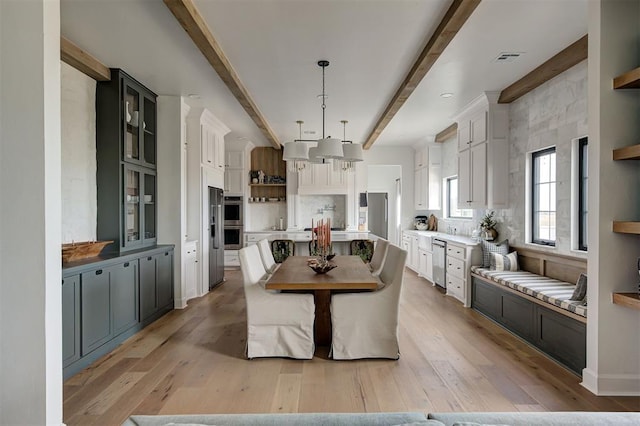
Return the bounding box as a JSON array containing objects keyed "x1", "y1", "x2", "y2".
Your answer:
[
  {"x1": 124, "y1": 165, "x2": 141, "y2": 248},
  {"x1": 143, "y1": 172, "x2": 156, "y2": 244},
  {"x1": 143, "y1": 96, "x2": 156, "y2": 167},
  {"x1": 123, "y1": 84, "x2": 141, "y2": 163}
]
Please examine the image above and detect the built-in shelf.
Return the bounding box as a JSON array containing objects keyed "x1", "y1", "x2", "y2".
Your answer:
[
  {"x1": 613, "y1": 144, "x2": 640, "y2": 160},
  {"x1": 612, "y1": 292, "x2": 640, "y2": 310},
  {"x1": 612, "y1": 221, "x2": 640, "y2": 234},
  {"x1": 613, "y1": 66, "x2": 640, "y2": 89},
  {"x1": 249, "y1": 183, "x2": 286, "y2": 187}
]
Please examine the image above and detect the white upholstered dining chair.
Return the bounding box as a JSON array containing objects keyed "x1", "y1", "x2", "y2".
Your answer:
[
  {"x1": 239, "y1": 245, "x2": 315, "y2": 359},
  {"x1": 257, "y1": 238, "x2": 279, "y2": 275},
  {"x1": 368, "y1": 238, "x2": 389, "y2": 276},
  {"x1": 330, "y1": 243, "x2": 407, "y2": 360}
]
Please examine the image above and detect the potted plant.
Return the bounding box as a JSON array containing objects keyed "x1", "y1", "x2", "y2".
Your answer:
[{"x1": 480, "y1": 210, "x2": 498, "y2": 240}]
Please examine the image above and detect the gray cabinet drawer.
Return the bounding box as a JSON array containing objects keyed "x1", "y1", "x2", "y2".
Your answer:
[{"x1": 62, "y1": 275, "x2": 81, "y2": 367}]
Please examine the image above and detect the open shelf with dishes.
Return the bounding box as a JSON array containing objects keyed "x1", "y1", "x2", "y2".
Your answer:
[{"x1": 250, "y1": 147, "x2": 286, "y2": 201}]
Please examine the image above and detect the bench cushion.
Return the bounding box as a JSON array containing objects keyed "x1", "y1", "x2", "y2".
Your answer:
[{"x1": 470, "y1": 266, "x2": 587, "y2": 318}]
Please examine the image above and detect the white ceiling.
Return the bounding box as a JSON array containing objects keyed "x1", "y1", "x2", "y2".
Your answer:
[{"x1": 60, "y1": 0, "x2": 588, "y2": 148}]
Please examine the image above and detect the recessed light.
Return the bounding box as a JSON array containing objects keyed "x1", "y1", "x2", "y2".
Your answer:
[
  {"x1": 188, "y1": 94, "x2": 201, "y2": 99},
  {"x1": 440, "y1": 92, "x2": 453, "y2": 98}
]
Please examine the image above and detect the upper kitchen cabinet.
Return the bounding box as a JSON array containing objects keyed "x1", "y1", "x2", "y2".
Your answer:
[
  {"x1": 187, "y1": 108, "x2": 229, "y2": 173},
  {"x1": 414, "y1": 145, "x2": 441, "y2": 210},
  {"x1": 455, "y1": 92, "x2": 509, "y2": 209},
  {"x1": 96, "y1": 69, "x2": 158, "y2": 252},
  {"x1": 224, "y1": 150, "x2": 246, "y2": 196},
  {"x1": 298, "y1": 162, "x2": 349, "y2": 195}
]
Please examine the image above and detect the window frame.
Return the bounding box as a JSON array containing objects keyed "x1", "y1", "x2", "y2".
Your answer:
[
  {"x1": 531, "y1": 147, "x2": 557, "y2": 246},
  {"x1": 577, "y1": 137, "x2": 588, "y2": 251},
  {"x1": 446, "y1": 176, "x2": 472, "y2": 220}
]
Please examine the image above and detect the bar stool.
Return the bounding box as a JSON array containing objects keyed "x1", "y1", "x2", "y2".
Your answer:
[
  {"x1": 271, "y1": 239, "x2": 295, "y2": 263},
  {"x1": 350, "y1": 239, "x2": 374, "y2": 263}
]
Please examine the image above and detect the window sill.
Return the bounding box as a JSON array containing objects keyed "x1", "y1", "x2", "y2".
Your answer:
[
  {"x1": 525, "y1": 242, "x2": 557, "y2": 250},
  {"x1": 569, "y1": 248, "x2": 588, "y2": 258}
]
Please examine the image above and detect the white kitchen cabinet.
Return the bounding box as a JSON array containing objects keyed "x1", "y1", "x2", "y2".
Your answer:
[
  {"x1": 401, "y1": 233, "x2": 411, "y2": 260},
  {"x1": 410, "y1": 235, "x2": 419, "y2": 271},
  {"x1": 414, "y1": 168, "x2": 427, "y2": 209},
  {"x1": 414, "y1": 147, "x2": 427, "y2": 169},
  {"x1": 224, "y1": 250, "x2": 239, "y2": 268},
  {"x1": 224, "y1": 149, "x2": 245, "y2": 196},
  {"x1": 428, "y1": 165, "x2": 441, "y2": 210},
  {"x1": 458, "y1": 143, "x2": 487, "y2": 209},
  {"x1": 225, "y1": 150, "x2": 244, "y2": 169},
  {"x1": 418, "y1": 248, "x2": 433, "y2": 282},
  {"x1": 297, "y1": 162, "x2": 348, "y2": 194},
  {"x1": 455, "y1": 92, "x2": 509, "y2": 209},
  {"x1": 184, "y1": 241, "x2": 199, "y2": 302},
  {"x1": 224, "y1": 169, "x2": 244, "y2": 195},
  {"x1": 428, "y1": 145, "x2": 442, "y2": 166}
]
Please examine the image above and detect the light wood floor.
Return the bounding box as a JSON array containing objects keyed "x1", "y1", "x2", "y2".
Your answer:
[{"x1": 63, "y1": 268, "x2": 639, "y2": 425}]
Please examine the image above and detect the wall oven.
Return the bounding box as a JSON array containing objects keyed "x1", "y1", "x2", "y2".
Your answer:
[
  {"x1": 224, "y1": 196, "x2": 243, "y2": 226},
  {"x1": 224, "y1": 226, "x2": 244, "y2": 250}
]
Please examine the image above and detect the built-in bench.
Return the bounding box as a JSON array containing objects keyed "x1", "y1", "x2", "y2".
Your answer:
[{"x1": 470, "y1": 246, "x2": 587, "y2": 375}]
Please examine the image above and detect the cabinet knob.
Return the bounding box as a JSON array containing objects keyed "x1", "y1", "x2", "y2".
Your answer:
[
  {"x1": 96, "y1": 269, "x2": 103, "y2": 275},
  {"x1": 124, "y1": 262, "x2": 130, "y2": 267}
]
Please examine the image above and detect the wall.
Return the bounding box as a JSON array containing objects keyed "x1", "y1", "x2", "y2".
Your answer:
[
  {"x1": 583, "y1": 0, "x2": 640, "y2": 396},
  {"x1": 506, "y1": 60, "x2": 588, "y2": 256},
  {"x1": 61, "y1": 61, "x2": 97, "y2": 243},
  {"x1": 247, "y1": 202, "x2": 287, "y2": 231},
  {"x1": 421, "y1": 61, "x2": 588, "y2": 257},
  {"x1": 356, "y1": 146, "x2": 415, "y2": 245},
  {"x1": 1, "y1": 0, "x2": 63, "y2": 423}
]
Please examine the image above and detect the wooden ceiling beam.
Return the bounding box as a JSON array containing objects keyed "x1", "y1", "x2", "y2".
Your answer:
[
  {"x1": 163, "y1": 0, "x2": 281, "y2": 149},
  {"x1": 60, "y1": 36, "x2": 111, "y2": 81},
  {"x1": 498, "y1": 35, "x2": 587, "y2": 104},
  {"x1": 363, "y1": 0, "x2": 481, "y2": 150},
  {"x1": 435, "y1": 122, "x2": 458, "y2": 143}
]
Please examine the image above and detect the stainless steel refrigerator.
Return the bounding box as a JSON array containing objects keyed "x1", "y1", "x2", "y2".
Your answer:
[
  {"x1": 368, "y1": 193, "x2": 388, "y2": 239},
  {"x1": 209, "y1": 187, "x2": 224, "y2": 289}
]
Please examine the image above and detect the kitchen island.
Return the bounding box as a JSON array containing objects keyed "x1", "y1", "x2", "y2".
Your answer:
[{"x1": 244, "y1": 230, "x2": 373, "y2": 256}]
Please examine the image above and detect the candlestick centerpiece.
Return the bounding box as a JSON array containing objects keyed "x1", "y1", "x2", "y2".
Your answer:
[{"x1": 308, "y1": 218, "x2": 337, "y2": 273}]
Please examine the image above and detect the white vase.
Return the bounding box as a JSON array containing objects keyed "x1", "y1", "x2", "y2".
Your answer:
[{"x1": 125, "y1": 101, "x2": 132, "y2": 123}]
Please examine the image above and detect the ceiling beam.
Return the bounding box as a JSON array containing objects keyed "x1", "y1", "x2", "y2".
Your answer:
[
  {"x1": 163, "y1": 0, "x2": 281, "y2": 149},
  {"x1": 60, "y1": 36, "x2": 111, "y2": 81},
  {"x1": 362, "y1": 0, "x2": 481, "y2": 150},
  {"x1": 435, "y1": 122, "x2": 458, "y2": 143},
  {"x1": 498, "y1": 35, "x2": 587, "y2": 104}
]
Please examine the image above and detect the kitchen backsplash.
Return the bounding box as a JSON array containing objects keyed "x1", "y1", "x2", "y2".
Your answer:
[
  {"x1": 247, "y1": 202, "x2": 287, "y2": 231},
  {"x1": 299, "y1": 195, "x2": 346, "y2": 229}
]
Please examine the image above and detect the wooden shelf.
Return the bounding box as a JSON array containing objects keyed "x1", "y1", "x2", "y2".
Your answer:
[
  {"x1": 613, "y1": 66, "x2": 640, "y2": 89},
  {"x1": 612, "y1": 221, "x2": 640, "y2": 234},
  {"x1": 613, "y1": 144, "x2": 640, "y2": 160},
  {"x1": 612, "y1": 292, "x2": 640, "y2": 310},
  {"x1": 249, "y1": 183, "x2": 286, "y2": 187}
]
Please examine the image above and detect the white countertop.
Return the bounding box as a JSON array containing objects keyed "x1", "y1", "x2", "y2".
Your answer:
[
  {"x1": 245, "y1": 230, "x2": 371, "y2": 242},
  {"x1": 403, "y1": 229, "x2": 480, "y2": 246}
]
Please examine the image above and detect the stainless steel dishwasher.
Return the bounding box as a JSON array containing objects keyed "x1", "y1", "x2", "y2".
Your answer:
[{"x1": 432, "y1": 239, "x2": 447, "y2": 288}]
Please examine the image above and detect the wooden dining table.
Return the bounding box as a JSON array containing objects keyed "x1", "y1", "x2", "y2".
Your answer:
[{"x1": 265, "y1": 255, "x2": 379, "y2": 345}]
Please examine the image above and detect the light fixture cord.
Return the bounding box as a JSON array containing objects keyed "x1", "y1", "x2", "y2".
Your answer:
[{"x1": 322, "y1": 63, "x2": 326, "y2": 139}]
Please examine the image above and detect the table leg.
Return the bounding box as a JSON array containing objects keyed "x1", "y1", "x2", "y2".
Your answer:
[{"x1": 314, "y1": 290, "x2": 331, "y2": 346}]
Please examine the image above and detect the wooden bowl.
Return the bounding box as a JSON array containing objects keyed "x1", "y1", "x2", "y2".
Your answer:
[
  {"x1": 62, "y1": 240, "x2": 113, "y2": 264},
  {"x1": 309, "y1": 263, "x2": 337, "y2": 274}
]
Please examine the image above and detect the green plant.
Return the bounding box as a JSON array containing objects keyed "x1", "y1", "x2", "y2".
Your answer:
[{"x1": 479, "y1": 210, "x2": 497, "y2": 230}]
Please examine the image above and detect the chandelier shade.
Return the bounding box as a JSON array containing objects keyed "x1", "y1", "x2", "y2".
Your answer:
[
  {"x1": 342, "y1": 143, "x2": 364, "y2": 162},
  {"x1": 282, "y1": 140, "x2": 309, "y2": 161},
  {"x1": 308, "y1": 146, "x2": 324, "y2": 164},
  {"x1": 315, "y1": 137, "x2": 344, "y2": 159}
]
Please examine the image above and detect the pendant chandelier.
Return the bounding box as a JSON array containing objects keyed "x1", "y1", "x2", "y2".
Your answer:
[{"x1": 282, "y1": 60, "x2": 364, "y2": 173}]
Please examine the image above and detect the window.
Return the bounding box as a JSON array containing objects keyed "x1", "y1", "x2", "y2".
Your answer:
[
  {"x1": 531, "y1": 147, "x2": 556, "y2": 245},
  {"x1": 578, "y1": 137, "x2": 588, "y2": 251},
  {"x1": 447, "y1": 177, "x2": 472, "y2": 219}
]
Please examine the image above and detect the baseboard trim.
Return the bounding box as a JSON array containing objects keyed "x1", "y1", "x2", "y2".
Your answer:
[
  {"x1": 581, "y1": 368, "x2": 640, "y2": 396},
  {"x1": 174, "y1": 298, "x2": 188, "y2": 309}
]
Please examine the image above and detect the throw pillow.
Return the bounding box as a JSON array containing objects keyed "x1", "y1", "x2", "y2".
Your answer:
[
  {"x1": 570, "y1": 273, "x2": 587, "y2": 301},
  {"x1": 480, "y1": 239, "x2": 509, "y2": 268},
  {"x1": 490, "y1": 251, "x2": 519, "y2": 271}
]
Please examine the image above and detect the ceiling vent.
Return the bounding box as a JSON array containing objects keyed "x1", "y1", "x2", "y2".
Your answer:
[{"x1": 493, "y1": 52, "x2": 524, "y2": 63}]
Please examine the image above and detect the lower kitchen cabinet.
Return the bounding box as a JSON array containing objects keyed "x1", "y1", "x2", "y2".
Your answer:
[
  {"x1": 140, "y1": 250, "x2": 174, "y2": 323},
  {"x1": 63, "y1": 245, "x2": 174, "y2": 379},
  {"x1": 62, "y1": 275, "x2": 81, "y2": 368},
  {"x1": 81, "y1": 259, "x2": 138, "y2": 355}
]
